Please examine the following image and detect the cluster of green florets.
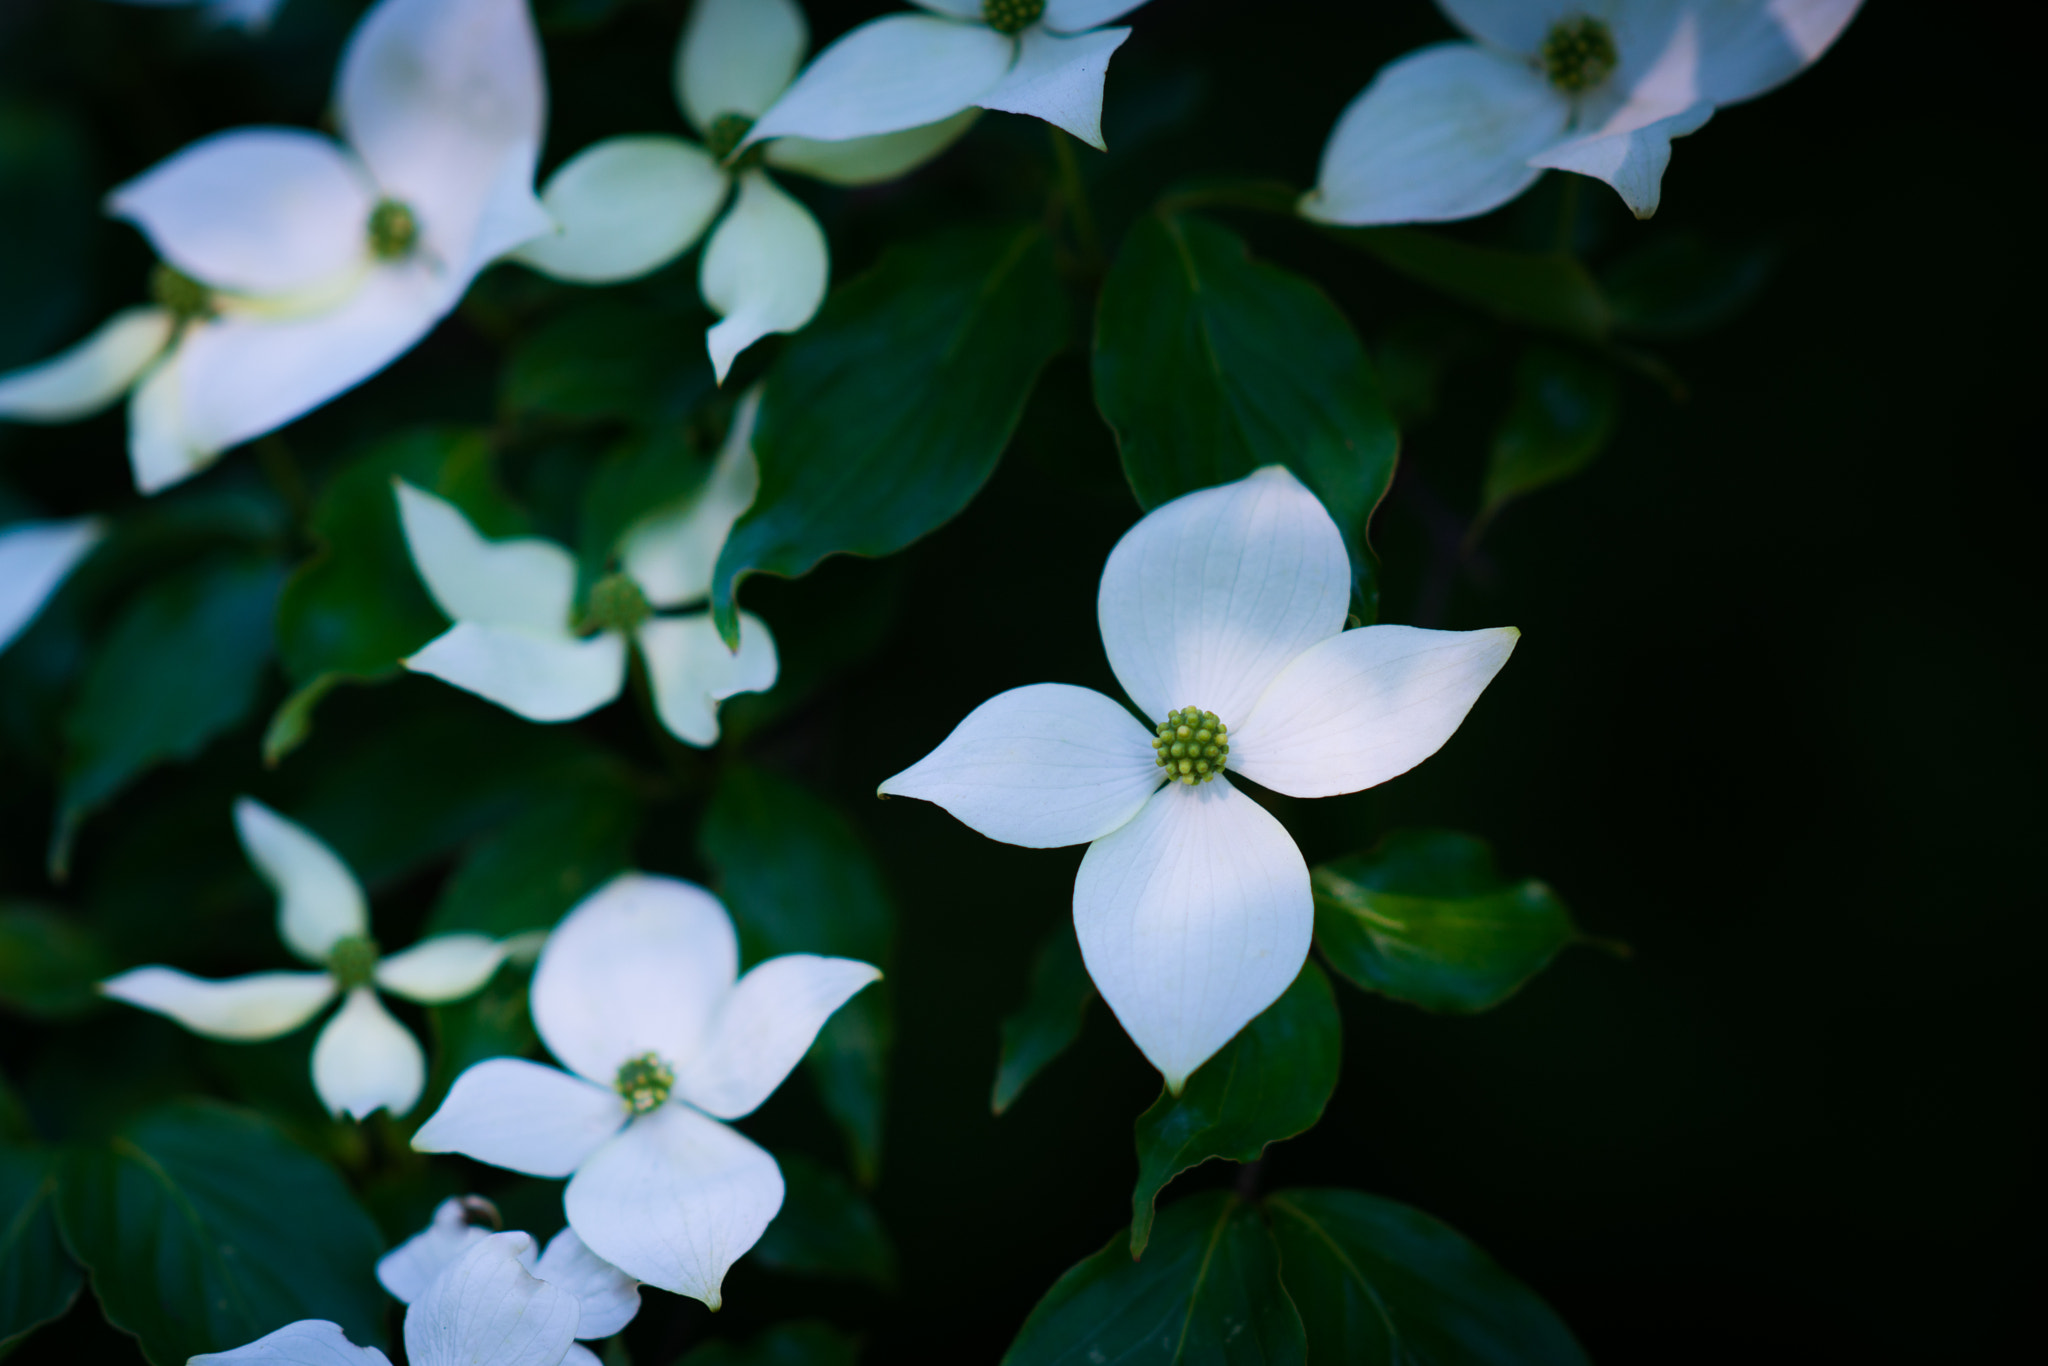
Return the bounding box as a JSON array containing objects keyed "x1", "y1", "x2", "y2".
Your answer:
[
  {"x1": 580, "y1": 572, "x2": 653, "y2": 634},
  {"x1": 367, "y1": 198, "x2": 419, "y2": 259},
  {"x1": 1153, "y1": 706, "x2": 1229, "y2": 785},
  {"x1": 149, "y1": 263, "x2": 213, "y2": 321},
  {"x1": 614, "y1": 1052, "x2": 675, "y2": 1115},
  {"x1": 1541, "y1": 15, "x2": 1618, "y2": 93},
  {"x1": 982, "y1": 0, "x2": 1045, "y2": 35},
  {"x1": 705, "y1": 112, "x2": 768, "y2": 171},
  {"x1": 327, "y1": 934, "x2": 381, "y2": 990}
]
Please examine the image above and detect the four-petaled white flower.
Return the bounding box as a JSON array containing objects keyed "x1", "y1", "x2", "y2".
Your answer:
[
  {"x1": 99, "y1": 798, "x2": 510, "y2": 1119},
  {"x1": 412, "y1": 872, "x2": 881, "y2": 1308},
  {"x1": 0, "y1": 0, "x2": 550, "y2": 494},
  {"x1": 879, "y1": 467, "x2": 1518, "y2": 1090},
  {"x1": 1301, "y1": 0, "x2": 1863, "y2": 225},
  {"x1": 393, "y1": 389, "x2": 776, "y2": 745},
  {"x1": 0, "y1": 516, "x2": 104, "y2": 657},
  {"x1": 745, "y1": 0, "x2": 1146, "y2": 156},
  {"x1": 516, "y1": 0, "x2": 976, "y2": 381}
]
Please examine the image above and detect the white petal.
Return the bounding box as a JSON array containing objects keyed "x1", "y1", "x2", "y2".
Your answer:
[
  {"x1": 1232, "y1": 625, "x2": 1519, "y2": 799},
  {"x1": 404, "y1": 1232, "x2": 579, "y2": 1366},
  {"x1": 636, "y1": 610, "x2": 779, "y2": 748},
  {"x1": 976, "y1": 24, "x2": 1129, "y2": 151},
  {"x1": 127, "y1": 343, "x2": 208, "y2": 496},
  {"x1": 0, "y1": 517, "x2": 104, "y2": 654},
  {"x1": 233, "y1": 797, "x2": 369, "y2": 963},
  {"x1": 188, "y1": 1320, "x2": 391, "y2": 1366},
  {"x1": 675, "y1": 954, "x2": 881, "y2": 1120},
  {"x1": 1434, "y1": 0, "x2": 1579, "y2": 53},
  {"x1": 876, "y1": 683, "x2": 1162, "y2": 849},
  {"x1": 0, "y1": 309, "x2": 173, "y2": 423},
  {"x1": 1529, "y1": 101, "x2": 1713, "y2": 219},
  {"x1": 404, "y1": 622, "x2": 628, "y2": 723},
  {"x1": 392, "y1": 480, "x2": 579, "y2": 632},
  {"x1": 765, "y1": 110, "x2": 978, "y2": 186},
  {"x1": 699, "y1": 171, "x2": 828, "y2": 382},
  {"x1": 675, "y1": 0, "x2": 808, "y2": 132},
  {"x1": 99, "y1": 966, "x2": 336, "y2": 1042},
  {"x1": 1073, "y1": 776, "x2": 1311, "y2": 1092},
  {"x1": 620, "y1": 386, "x2": 761, "y2": 609},
  {"x1": 1693, "y1": 0, "x2": 1863, "y2": 105},
  {"x1": 105, "y1": 129, "x2": 376, "y2": 296},
  {"x1": 514, "y1": 136, "x2": 729, "y2": 285},
  {"x1": 411, "y1": 1057, "x2": 626, "y2": 1177},
  {"x1": 1097, "y1": 465, "x2": 1350, "y2": 726},
  {"x1": 746, "y1": 14, "x2": 1014, "y2": 145},
  {"x1": 531, "y1": 873, "x2": 740, "y2": 1086},
  {"x1": 535, "y1": 1227, "x2": 642, "y2": 1340},
  {"x1": 1043, "y1": 0, "x2": 1150, "y2": 31},
  {"x1": 562, "y1": 1348, "x2": 601, "y2": 1366},
  {"x1": 910, "y1": 0, "x2": 981, "y2": 16},
  {"x1": 1299, "y1": 43, "x2": 1569, "y2": 226},
  {"x1": 378, "y1": 1198, "x2": 492, "y2": 1305},
  {"x1": 337, "y1": 0, "x2": 547, "y2": 270},
  {"x1": 312, "y1": 986, "x2": 426, "y2": 1119},
  {"x1": 565, "y1": 1104, "x2": 783, "y2": 1309},
  {"x1": 375, "y1": 933, "x2": 506, "y2": 1003}
]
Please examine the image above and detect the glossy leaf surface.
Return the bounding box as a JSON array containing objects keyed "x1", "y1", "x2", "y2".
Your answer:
[{"x1": 0, "y1": 1146, "x2": 81, "y2": 1354}]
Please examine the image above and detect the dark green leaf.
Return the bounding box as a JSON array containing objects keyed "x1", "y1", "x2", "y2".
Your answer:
[
  {"x1": 53, "y1": 1100, "x2": 386, "y2": 1366},
  {"x1": 502, "y1": 294, "x2": 714, "y2": 425},
  {"x1": 1131, "y1": 964, "x2": 1339, "y2": 1257},
  {"x1": 699, "y1": 765, "x2": 896, "y2": 1184},
  {"x1": 422, "y1": 964, "x2": 538, "y2": 1121},
  {"x1": 54, "y1": 554, "x2": 284, "y2": 876},
  {"x1": 1479, "y1": 347, "x2": 1620, "y2": 518},
  {"x1": 992, "y1": 921, "x2": 1094, "y2": 1116},
  {"x1": 1266, "y1": 1188, "x2": 1588, "y2": 1365},
  {"x1": 0, "y1": 903, "x2": 110, "y2": 1018},
  {"x1": 1603, "y1": 232, "x2": 1778, "y2": 339},
  {"x1": 679, "y1": 1321, "x2": 861, "y2": 1366},
  {"x1": 1332, "y1": 229, "x2": 1611, "y2": 342},
  {"x1": 751, "y1": 1151, "x2": 897, "y2": 1289},
  {"x1": 0, "y1": 1146, "x2": 82, "y2": 1354},
  {"x1": 575, "y1": 420, "x2": 716, "y2": 578},
  {"x1": 1094, "y1": 213, "x2": 1399, "y2": 619},
  {"x1": 710, "y1": 222, "x2": 1066, "y2": 642},
  {"x1": 1003, "y1": 1192, "x2": 1306, "y2": 1366},
  {"x1": 1312, "y1": 830, "x2": 1577, "y2": 1014}
]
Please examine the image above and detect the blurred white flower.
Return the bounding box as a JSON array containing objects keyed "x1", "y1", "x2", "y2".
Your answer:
[
  {"x1": 393, "y1": 388, "x2": 777, "y2": 746},
  {"x1": 515, "y1": 0, "x2": 976, "y2": 381},
  {"x1": 99, "y1": 798, "x2": 509, "y2": 1119},
  {"x1": 0, "y1": 0, "x2": 550, "y2": 494},
  {"x1": 101, "y1": 0, "x2": 288, "y2": 32},
  {"x1": 0, "y1": 516, "x2": 103, "y2": 655},
  {"x1": 1301, "y1": 0, "x2": 1864, "y2": 224},
  {"x1": 748, "y1": 1, "x2": 1146, "y2": 153},
  {"x1": 412, "y1": 873, "x2": 880, "y2": 1308},
  {"x1": 879, "y1": 466, "x2": 1519, "y2": 1090}
]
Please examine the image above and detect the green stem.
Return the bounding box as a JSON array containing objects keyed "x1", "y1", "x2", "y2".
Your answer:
[{"x1": 1048, "y1": 127, "x2": 1102, "y2": 269}]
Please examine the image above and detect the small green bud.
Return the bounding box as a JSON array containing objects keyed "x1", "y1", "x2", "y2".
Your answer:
[
  {"x1": 981, "y1": 0, "x2": 1044, "y2": 35},
  {"x1": 704, "y1": 112, "x2": 768, "y2": 170},
  {"x1": 327, "y1": 934, "x2": 381, "y2": 990},
  {"x1": 1541, "y1": 15, "x2": 1618, "y2": 93},
  {"x1": 368, "y1": 199, "x2": 419, "y2": 259},
  {"x1": 1155, "y1": 706, "x2": 1231, "y2": 785},
  {"x1": 149, "y1": 263, "x2": 213, "y2": 321},
  {"x1": 614, "y1": 1052, "x2": 676, "y2": 1116}
]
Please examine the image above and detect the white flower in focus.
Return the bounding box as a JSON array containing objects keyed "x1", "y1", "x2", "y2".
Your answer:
[
  {"x1": 0, "y1": 516, "x2": 104, "y2": 655},
  {"x1": 745, "y1": 0, "x2": 1147, "y2": 154},
  {"x1": 0, "y1": 0, "x2": 550, "y2": 494},
  {"x1": 1300, "y1": 0, "x2": 1864, "y2": 224},
  {"x1": 515, "y1": 0, "x2": 977, "y2": 381},
  {"x1": 101, "y1": 0, "x2": 288, "y2": 32},
  {"x1": 879, "y1": 467, "x2": 1519, "y2": 1090},
  {"x1": 411, "y1": 873, "x2": 881, "y2": 1308},
  {"x1": 99, "y1": 798, "x2": 510, "y2": 1119},
  {"x1": 393, "y1": 390, "x2": 776, "y2": 746}
]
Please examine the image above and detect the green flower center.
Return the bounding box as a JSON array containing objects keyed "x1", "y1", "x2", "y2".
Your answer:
[
  {"x1": 704, "y1": 112, "x2": 767, "y2": 171},
  {"x1": 367, "y1": 198, "x2": 419, "y2": 259},
  {"x1": 149, "y1": 263, "x2": 213, "y2": 321},
  {"x1": 579, "y1": 573, "x2": 653, "y2": 634},
  {"x1": 615, "y1": 1052, "x2": 676, "y2": 1115},
  {"x1": 982, "y1": 0, "x2": 1044, "y2": 35},
  {"x1": 1152, "y1": 706, "x2": 1230, "y2": 786},
  {"x1": 327, "y1": 934, "x2": 381, "y2": 990},
  {"x1": 1541, "y1": 15, "x2": 1618, "y2": 94}
]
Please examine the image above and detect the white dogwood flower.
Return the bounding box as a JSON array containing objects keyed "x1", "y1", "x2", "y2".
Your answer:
[
  {"x1": 99, "y1": 798, "x2": 509, "y2": 1119},
  {"x1": 745, "y1": 0, "x2": 1146, "y2": 154},
  {"x1": 516, "y1": 0, "x2": 975, "y2": 381},
  {"x1": 193, "y1": 1223, "x2": 633, "y2": 1366},
  {"x1": 393, "y1": 390, "x2": 776, "y2": 746},
  {"x1": 0, "y1": 517, "x2": 103, "y2": 655},
  {"x1": 880, "y1": 467, "x2": 1519, "y2": 1090},
  {"x1": 412, "y1": 873, "x2": 881, "y2": 1308},
  {"x1": 0, "y1": 0, "x2": 550, "y2": 494},
  {"x1": 1301, "y1": 0, "x2": 1863, "y2": 224}
]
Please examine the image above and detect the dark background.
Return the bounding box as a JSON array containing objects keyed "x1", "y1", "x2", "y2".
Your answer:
[{"x1": 2, "y1": 0, "x2": 2036, "y2": 1361}]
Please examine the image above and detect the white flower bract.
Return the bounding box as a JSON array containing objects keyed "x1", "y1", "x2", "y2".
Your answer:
[
  {"x1": 410, "y1": 872, "x2": 881, "y2": 1307},
  {"x1": 878, "y1": 466, "x2": 1519, "y2": 1090},
  {"x1": 0, "y1": 516, "x2": 104, "y2": 656}
]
